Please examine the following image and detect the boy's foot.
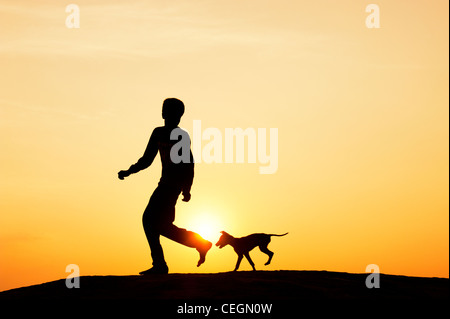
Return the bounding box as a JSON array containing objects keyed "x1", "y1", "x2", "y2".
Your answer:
[
  {"x1": 196, "y1": 241, "x2": 212, "y2": 267},
  {"x1": 139, "y1": 265, "x2": 169, "y2": 275}
]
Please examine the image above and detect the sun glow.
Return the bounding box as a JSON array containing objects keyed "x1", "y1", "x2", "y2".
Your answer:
[{"x1": 187, "y1": 213, "x2": 223, "y2": 243}]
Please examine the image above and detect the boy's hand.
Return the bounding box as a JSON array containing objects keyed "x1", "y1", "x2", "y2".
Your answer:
[
  {"x1": 118, "y1": 170, "x2": 130, "y2": 180},
  {"x1": 182, "y1": 192, "x2": 191, "y2": 202}
]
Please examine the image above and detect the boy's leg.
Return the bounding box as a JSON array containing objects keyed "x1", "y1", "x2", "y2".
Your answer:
[
  {"x1": 160, "y1": 224, "x2": 212, "y2": 267},
  {"x1": 141, "y1": 187, "x2": 169, "y2": 272},
  {"x1": 142, "y1": 218, "x2": 167, "y2": 269},
  {"x1": 143, "y1": 184, "x2": 212, "y2": 269},
  {"x1": 160, "y1": 224, "x2": 202, "y2": 247},
  {"x1": 155, "y1": 185, "x2": 212, "y2": 266}
]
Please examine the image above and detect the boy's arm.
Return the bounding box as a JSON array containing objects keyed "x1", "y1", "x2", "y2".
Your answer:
[
  {"x1": 118, "y1": 128, "x2": 159, "y2": 180},
  {"x1": 181, "y1": 150, "x2": 194, "y2": 201}
]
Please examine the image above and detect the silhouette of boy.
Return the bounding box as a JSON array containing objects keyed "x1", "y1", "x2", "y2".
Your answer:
[{"x1": 118, "y1": 98, "x2": 212, "y2": 275}]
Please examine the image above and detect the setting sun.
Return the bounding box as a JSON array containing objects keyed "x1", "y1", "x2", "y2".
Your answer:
[{"x1": 186, "y1": 213, "x2": 223, "y2": 243}]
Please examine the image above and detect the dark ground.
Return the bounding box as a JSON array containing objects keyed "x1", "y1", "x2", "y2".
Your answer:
[
  {"x1": 0, "y1": 270, "x2": 447, "y2": 301},
  {"x1": 1, "y1": 270, "x2": 448, "y2": 318}
]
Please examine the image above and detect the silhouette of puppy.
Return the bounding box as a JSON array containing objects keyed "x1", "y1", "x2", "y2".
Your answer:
[{"x1": 216, "y1": 231, "x2": 288, "y2": 271}]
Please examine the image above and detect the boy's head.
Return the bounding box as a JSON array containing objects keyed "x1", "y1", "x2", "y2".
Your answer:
[{"x1": 162, "y1": 98, "x2": 184, "y2": 126}]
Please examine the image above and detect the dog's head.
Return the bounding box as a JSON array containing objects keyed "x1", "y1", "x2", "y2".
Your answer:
[{"x1": 216, "y1": 231, "x2": 232, "y2": 249}]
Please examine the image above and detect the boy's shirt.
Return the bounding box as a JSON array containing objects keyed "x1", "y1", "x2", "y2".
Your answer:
[{"x1": 129, "y1": 126, "x2": 194, "y2": 194}]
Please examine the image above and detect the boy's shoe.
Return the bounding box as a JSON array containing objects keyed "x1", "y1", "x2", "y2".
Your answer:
[{"x1": 139, "y1": 265, "x2": 169, "y2": 275}]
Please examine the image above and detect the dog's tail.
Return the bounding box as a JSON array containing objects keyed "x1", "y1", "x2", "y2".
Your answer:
[{"x1": 270, "y1": 232, "x2": 289, "y2": 237}]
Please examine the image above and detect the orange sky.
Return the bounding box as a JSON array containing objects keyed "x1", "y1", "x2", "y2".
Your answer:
[{"x1": 0, "y1": 0, "x2": 448, "y2": 291}]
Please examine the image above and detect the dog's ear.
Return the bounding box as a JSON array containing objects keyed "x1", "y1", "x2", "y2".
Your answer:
[{"x1": 220, "y1": 231, "x2": 225, "y2": 234}]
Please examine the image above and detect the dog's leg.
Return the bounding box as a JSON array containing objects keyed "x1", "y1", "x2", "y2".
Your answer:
[
  {"x1": 234, "y1": 254, "x2": 243, "y2": 271},
  {"x1": 259, "y1": 245, "x2": 274, "y2": 265},
  {"x1": 244, "y1": 252, "x2": 256, "y2": 271}
]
